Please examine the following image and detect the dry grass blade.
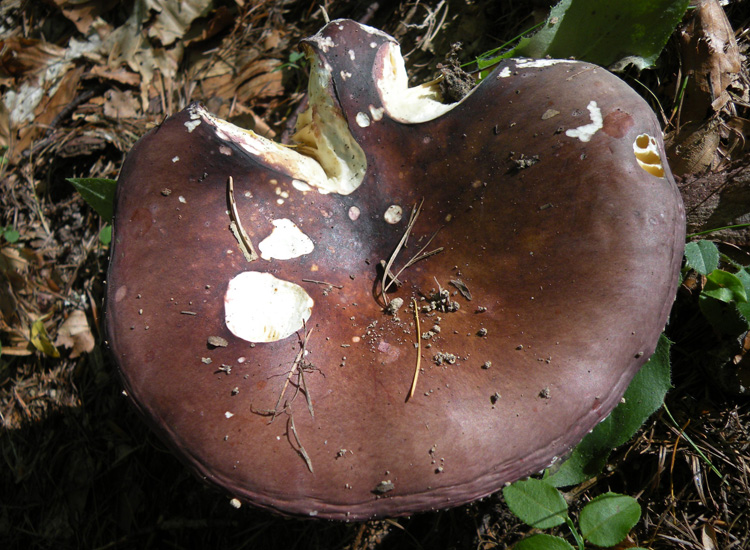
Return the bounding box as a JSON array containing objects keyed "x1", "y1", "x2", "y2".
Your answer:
[
  {"x1": 406, "y1": 298, "x2": 422, "y2": 402},
  {"x1": 227, "y1": 176, "x2": 259, "y2": 262}
]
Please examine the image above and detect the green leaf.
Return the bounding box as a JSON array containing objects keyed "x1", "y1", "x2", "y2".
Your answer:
[
  {"x1": 503, "y1": 478, "x2": 568, "y2": 529},
  {"x1": 579, "y1": 493, "x2": 640, "y2": 547},
  {"x1": 99, "y1": 224, "x2": 112, "y2": 245},
  {"x1": 513, "y1": 0, "x2": 689, "y2": 70},
  {"x1": 699, "y1": 295, "x2": 750, "y2": 335},
  {"x1": 2, "y1": 227, "x2": 19, "y2": 243},
  {"x1": 702, "y1": 270, "x2": 747, "y2": 303},
  {"x1": 684, "y1": 240, "x2": 720, "y2": 275},
  {"x1": 514, "y1": 534, "x2": 575, "y2": 550},
  {"x1": 546, "y1": 335, "x2": 671, "y2": 487},
  {"x1": 67, "y1": 178, "x2": 117, "y2": 222}
]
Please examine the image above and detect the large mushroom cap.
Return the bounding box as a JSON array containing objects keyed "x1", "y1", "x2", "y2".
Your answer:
[{"x1": 106, "y1": 19, "x2": 685, "y2": 520}]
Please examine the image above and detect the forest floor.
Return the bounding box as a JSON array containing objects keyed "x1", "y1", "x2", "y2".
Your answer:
[{"x1": 2, "y1": 1, "x2": 750, "y2": 549}]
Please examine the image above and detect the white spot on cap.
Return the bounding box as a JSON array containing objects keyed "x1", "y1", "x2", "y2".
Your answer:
[
  {"x1": 348, "y1": 206, "x2": 360, "y2": 220},
  {"x1": 370, "y1": 42, "x2": 377, "y2": 48},
  {"x1": 497, "y1": 67, "x2": 512, "y2": 78},
  {"x1": 225, "y1": 272, "x2": 314, "y2": 343},
  {"x1": 355, "y1": 112, "x2": 371, "y2": 127},
  {"x1": 225, "y1": 411, "x2": 234, "y2": 418},
  {"x1": 384, "y1": 205, "x2": 403, "y2": 224},
  {"x1": 340, "y1": 70, "x2": 352, "y2": 80},
  {"x1": 219, "y1": 145, "x2": 232, "y2": 155},
  {"x1": 172, "y1": 156, "x2": 180, "y2": 163},
  {"x1": 259, "y1": 219, "x2": 315, "y2": 261},
  {"x1": 348, "y1": 49, "x2": 356, "y2": 61},
  {"x1": 178, "y1": 196, "x2": 186, "y2": 203},
  {"x1": 565, "y1": 100, "x2": 603, "y2": 143}
]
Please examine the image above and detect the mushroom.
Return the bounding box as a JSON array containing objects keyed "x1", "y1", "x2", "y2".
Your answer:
[{"x1": 105, "y1": 19, "x2": 685, "y2": 520}]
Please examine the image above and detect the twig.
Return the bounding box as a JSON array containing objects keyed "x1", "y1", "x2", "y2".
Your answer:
[
  {"x1": 227, "y1": 176, "x2": 258, "y2": 262},
  {"x1": 288, "y1": 415, "x2": 314, "y2": 473},
  {"x1": 407, "y1": 298, "x2": 422, "y2": 402},
  {"x1": 271, "y1": 327, "x2": 315, "y2": 420},
  {"x1": 301, "y1": 278, "x2": 344, "y2": 289},
  {"x1": 380, "y1": 200, "x2": 423, "y2": 303}
]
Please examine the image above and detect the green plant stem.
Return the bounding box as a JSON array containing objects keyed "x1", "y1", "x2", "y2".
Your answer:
[
  {"x1": 687, "y1": 223, "x2": 750, "y2": 238},
  {"x1": 565, "y1": 516, "x2": 585, "y2": 550}
]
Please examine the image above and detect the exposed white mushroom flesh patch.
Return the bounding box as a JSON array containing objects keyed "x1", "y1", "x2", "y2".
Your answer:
[
  {"x1": 633, "y1": 133, "x2": 665, "y2": 177},
  {"x1": 355, "y1": 112, "x2": 371, "y2": 127},
  {"x1": 384, "y1": 205, "x2": 403, "y2": 224},
  {"x1": 258, "y1": 218, "x2": 315, "y2": 260},
  {"x1": 190, "y1": 49, "x2": 367, "y2": 196},
  {"x1": 375, "y1": 42, "x2": 460, "y2": 123},
  {"x1": 225, "y1": 272, "x2": 313, "y2": 343},
  {"x1": 291, "y1": 50, "x2": 368, "y2": 194},
  {"x1": 565, "y1": 100, "x2": 603, "y2": 142},
  {"x1": 515, "y1": 58, "x2": 569, "y2": 69}
]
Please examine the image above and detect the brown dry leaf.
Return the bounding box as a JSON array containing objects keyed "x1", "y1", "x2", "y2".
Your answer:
[
  {"x1": 50, "y1": 0, "x2": 119, "y2": 34},
  {"x1": 55, "y1": 310, "x2": 95, "y2": 358},
  {"x1": 146, "y1": 0, "x2": 215, "y2": 47},
  {"x1": 85, "y1": 65, "x2": 141, "y2": 87},
  {"x1": 103, "y1": 89, "x2": 140, "y2": 119},
  {"x1": 679, "y1": 0, "x2": 742, "y2": 123}
]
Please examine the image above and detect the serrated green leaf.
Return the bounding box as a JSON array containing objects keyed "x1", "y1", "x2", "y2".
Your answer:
[
  {"x1": 579, "y1": 493, "x2": 640, "y2": 547},
  {"x1": 513, "y1": 0, "x2": 689, "y2": 70},
  {"x1": 67, "y1": 178, "x2": 117, "y2": 222},
  {"x1": 546, "y1": 335, "x2": 671, "y2": 486},
  {"x1": 514, "y1": 533, "x2": 575, "y2": 550},
  {"x1": 684, "y1": 240, "x2": 720, "y2": 275},
  {"x1": 503, "y1": 478, "x2": 568, "y2": 529},
  {"x1": 703, "y1": 270, "x2": 747, "y2": 303},
  {"x1": 699, "y1": 295, "x2": 749, "y2": 335}
]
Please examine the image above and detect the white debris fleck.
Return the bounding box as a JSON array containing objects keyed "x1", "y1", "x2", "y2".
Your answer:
[
  {"x1": 355, "y1": 112, "x2": 371, "y2": 127},
  {"x1": 259, "y1": 218, "x2": 315, "y2": 261},
  {"x1": 229, "y1": 498, "x2": 242, "y2": 509},
  {"x1": 225, "y1": 411, "x2": 234, "y2": 419},
  {"x1": 384, "y1": 205, "x2": 403, "y2": 224},
  {"x1": 370, "y1": 41, "x2": 377, "y2": 48},
  {"x1": 497, "y1": 67, "x2": 512, "y2": 78},
  {"x1": 219, "y1": 145, "x2": 232, "y2": 155},
  {"x1": 171, "y1": 156, "x2": 180, "y2": 163},
  {"x1": 565, "y1": 100, "x2": 603, "y2": 143},
  {"x1": 348, "y1": 206, "x2": 361, "y2": 221},
  {"x1": 225, "y1": 272, "x2": 314, "y2": 343},
  {"x1": 340, "y1": 70, "x2": 352, "y2": 80},
  {"x1": 178, "y1": 196, "x2": 187, "y2": 203},
  {"x1": 348, "y1": 49, "x2": 356, "y2": 61}
]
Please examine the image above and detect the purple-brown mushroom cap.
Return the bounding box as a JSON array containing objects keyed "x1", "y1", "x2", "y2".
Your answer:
[{"x1": 105, "y1": 19, "x2": 685, "y2": 520}]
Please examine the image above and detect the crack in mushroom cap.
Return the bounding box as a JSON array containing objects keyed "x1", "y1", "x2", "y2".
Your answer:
[{"x1": 106, "y1": 19, "x2": 685, "y2": 520}]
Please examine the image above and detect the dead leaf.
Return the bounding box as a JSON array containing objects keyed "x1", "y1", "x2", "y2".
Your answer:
[
  {"x1": 679, "y1": 0, "x2": 742, "y2": 122},
  {"x1": 50, "y1": 0, "x2": 119, "y2": 35},
  {"x1": 30, "y1": 319, "x2": 60, "y2": 358},
  {"x1": 103, "y1": 89, "x2": 140, "y2": 119},
  {"x1": 55, "y1": 310, "x2": 95, "y2": 358}
]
